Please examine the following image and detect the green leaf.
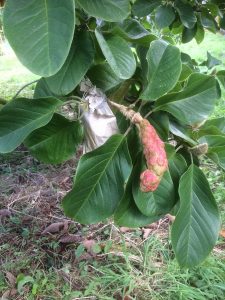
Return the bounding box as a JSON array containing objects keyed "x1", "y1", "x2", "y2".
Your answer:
[
  {"x1": 34, "y1": 78, "x2": 56, "y2": 98},
  {"x1": 155, "y1": 5, "x2": 175, "y2": 29},
  {"x1": 132, "y1": 0, "x2": 160, "y2": 18},
  {"x1": 0, "y1": 97, "x2": 62, "y2": 153},
  {"x1": 201, "y1": 117, "x2": 225, "y2": 134},
  {"x1": 169, "y1": 121, "x2": 197, "y2": 146},
  {"x1": 217, "y1": 70, "x2": 225, "y2": 88},
  {"x1": 195, "y1": 23, "x2": 205, "y2": 44},
  {"x1": 175, "y1": 0, "x2": 197, "y2": 29},
  {"x1": 24, "y1": 114, "x2": 83, "y2": 164},
  {"x1": 17, "y1": 274, "x2": 34, "y2": 294},
  {"x1": 3, "y1": 0, "x2": 75, "y2": 77},
  {"x1": 113, "y1": 19, "x2": 157, "y2": 46},
  {"x1": 95, "y1": 29, "x2": 136, "y2": 80},
  {"x1": 87, "y1": 63, "x2": 122, "y2": 92},
  {"x1": 45, "y1": 31, "x2": 95, "y2": 96},
  {"x1": 62, "y1": 134, "x2": 132, "y2": 224},
  {"x1": 149, "y1": 112, "x2": 169, "y2": 141},
  {"x1": 201, "y1": 52, "x2": 222, "y2": 69},
  {"x1": 182, "y1": 25, "x2": 197, "y2": 43},
  {"x1": 141, "y1": 40, "x2": 182, "y2": 100},
  {"x1": 168, "y1": 152, "x2": 187, "y2": 188},
  {"x1": 155, "y1": 73, "x2": 221, "y2": 125},
  {"x1": 171, "y1": 164, "x2": 220, "y2": 268},
  {"x1": 114, "y1": 156, "x2": 162, "y2": 227},
  {"x1": 132, "y1": 157, "x2": 175, "y2": 217},
  {"x1": 77, "y1": 0, "x2": 130, "y2": 22},
  {"x1": 200, "y1": 12, "x2": 217, "y2": 33},
  {"x1": 179, "y1": 64, "x2": 193, "y2": 81}
]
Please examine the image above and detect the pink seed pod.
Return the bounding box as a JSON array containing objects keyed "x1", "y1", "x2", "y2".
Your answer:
[{"x1": 138, "y1": 119, "x2": 168, "y2": 192}]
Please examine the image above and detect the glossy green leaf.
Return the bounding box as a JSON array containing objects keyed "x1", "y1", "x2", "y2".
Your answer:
[
  {"x1": 34, "y1": 78, "x2": 56, "y2": 98},
  {"x1": 171, "y1": 164, "x2": 220, "y2": 268},
  {"x1": 168, "y1": 152, "x2": 187, "y2": 188},
  {"x1": 179, "y1": 64, "x2": 193, "y2": 81},
  {"x1": 114, "y1": 155, "x2": 162, "y2": 227},
  {"x1": 113, "y1": 19, "x2": 157, "y2": 46},
  {"x1": 45, "y1": 31, "x2": 94, "y2": 96},
  {"x1": 195, "y1": 23, "x2": 205, "y2": 44},
  {"x1": 87, "y1": 63, "x2": 122, "y2": 92},
  {"x1": 175, "y1": 0, "x2": 197, "y2": 29},
  {"x1": 77, "y1": 0, "x2": 130, "y2": 22},
  {"x1": 95, "y1": 29, "x2": 136, "y2": 80},
  {"x1": 155, "y1": 5, "x2": 175, "y2": 29},
  {"x1": 62, "y1": 134, "x2": 132, "y2": 224},
  {"x1": 169, "y1": 121, "x2": 196, "y2": 146},
  {"x1": 200, "y1": 12, "x2": 217, "y2": 33},
  {"x1": 141, "y1": 40, "x2": 182, "y2": 100},
  {"x1": 0, "y1": 97, "x2": 62, "y2": 153},
  {"x1": 201, "y1": 117, "x2": 225, "y2": 134},
  {"x1": 24, "y1": 114, "x2": 83, "y2": 164},
  {"x1": 132, "y1": 0, "x2": 160, "y2": 18},
  {"x1": 182, "y1": 25, "x2": 197, "y2": 43},
  {"x1": 155, "y1": 73, "x2": 221, "y2": 125},
  {"x1": 132, "y1": 158, "x2": 175, "y2": 217},
  {"x1": 3, "y1": 0, "x2": 75, "y2": 76}
]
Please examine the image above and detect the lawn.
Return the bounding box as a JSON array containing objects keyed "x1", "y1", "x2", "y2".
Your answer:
[{"x1": 0, "y1": 33, "x2": 225, "y2": 300}]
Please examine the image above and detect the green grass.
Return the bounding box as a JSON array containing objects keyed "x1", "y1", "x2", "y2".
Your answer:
[{"x1": 0, "y1": 53, "x2": 38, "y2": 100}]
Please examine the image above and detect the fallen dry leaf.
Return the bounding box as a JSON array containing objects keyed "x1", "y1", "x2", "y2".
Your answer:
[
  {"x1": 59, "y1": 234, "x2": 82, "y2": 244},
  {"x1": 142, "y1": 228, "x2": 152, "y2": 239},
  {"x1": 5, "y1": 271, "x2": 16, "y2": 287},
  {"x1": 120, "y1": 227, "x2": 133, "y2": 233},
  {"x1": 83, "y1": 239, "x2": 96, "y2": 252},
  {"x1": 41, "y1": 221, "x2": 68, "y2": 235}
]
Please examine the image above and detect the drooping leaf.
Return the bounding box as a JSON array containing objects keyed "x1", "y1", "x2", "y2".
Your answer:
[
  {"x1": 95, "y1": 29, "x2": 136, "y2": 80},
  {"x1": 87, "y1": 63, "x2": 122, "y2": 92},
  {"x1": 132, "y1": 0, "x2": 160, "y2": 18},
  {"x1": 62, "y1": 134, "x2": 132, "y2": 224},
  {"x1": 132, "y1": 157, "x2": 175, "y2": 217},
  {"x1": 171, "y1": 164, "x2": 220, "y2": 268},
  {"x1": 155, "y1": 73, "x2": 221, "y2": 125},
  {"x1": 200, "y1": 12, "x2": 217, "y2": 33},
  {"x1": 45, "y1": 31, "x2": 95, "y2": 96},
  {"x1": 182, "y1": 25, "x2": 197, "y2": 43},
  {"x1": 3, "y1": 0, "x2": 75, "y2": 76},
  {"x1": 175, "y1": 0, "x2": 197, "y2": 29},
  {"x1": 195, "y1": 23, "x2": 205, "y2": 44},
  {"x1": 155, "y1": 5, "x2": 175, "y2": 29},
  {"x1": 24, "y1": 114, "x2": 83, "y2": 164},
  {"x1": 34, "y1": 78, "x2": 56, "y2": 98},
  {"x1": 0, "y1": 97, "x2": 62, "y2": 153},
  {"x1": 77, "y1": 0, "x2": 130, "y2": 22},
  {"x1": 141, "y1": 40, "x2": 182, "y2": 100}
]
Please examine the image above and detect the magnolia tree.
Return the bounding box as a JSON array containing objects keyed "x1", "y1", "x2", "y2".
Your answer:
[{"x1": 1, "y1": 0, "x2": 225, "y2": 268}]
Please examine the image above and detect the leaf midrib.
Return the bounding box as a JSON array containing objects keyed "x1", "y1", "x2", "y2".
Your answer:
[{"x1": 73, "y1": 136, "x2": 126, "y2": 217}]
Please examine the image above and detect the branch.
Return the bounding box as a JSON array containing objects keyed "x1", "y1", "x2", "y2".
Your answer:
[{"x1": 109, "y1": 100, "x2": 143, "y2": 124}]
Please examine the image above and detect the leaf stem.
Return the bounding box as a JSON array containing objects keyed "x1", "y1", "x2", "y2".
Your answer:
[{"x1": 12, "y1": 79, "x2": 39, "y2": 100}]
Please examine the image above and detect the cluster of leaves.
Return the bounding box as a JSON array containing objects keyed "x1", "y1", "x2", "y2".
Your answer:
[{"x1": 0, "y1": 0, "x2": 225, "y2": 267}]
